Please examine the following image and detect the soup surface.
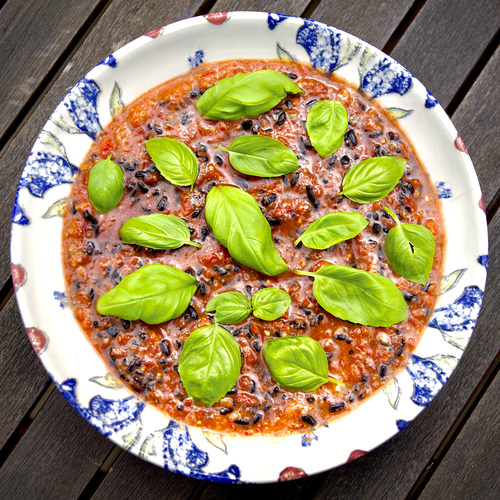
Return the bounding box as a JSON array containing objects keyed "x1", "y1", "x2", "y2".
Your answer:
[{"x1": 62, "y1": 60, "x2": 444, "y2": 435}]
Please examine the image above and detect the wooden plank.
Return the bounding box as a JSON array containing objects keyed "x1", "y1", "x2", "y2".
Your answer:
[
  {"x1": 451, "y1": 45, "x2": 500, "y2": 209},
  {"x1": 0, "y1": 388, "x2": 114, "y2": 499},
  {"x1": 0, "y1": 0, "x2": 203, "y2": 285},
  {"x1": 211, "y1": 0, "x2": 309, "y2": 15},
  {"x1": 419, "y1": 370, "x2": 500, "y2": 499},
  {"x1": 0, "y1": 295, "x2": 49, "y2": 450},
  {"x1": 91, "y1": 450, "x2": 202, "y2": 500},
  {"x1": 390, "y1": 0, "x2": 500, "y2": 109},
  {"x1": 309, "y1": 210, "x2": 499, "y2": 499},
  {"x1": 0, "y1": 0, "x2": 107, "y2": 145},
  {"x1": 307, "y1": 0, "x2": 415, "y2": 49}
]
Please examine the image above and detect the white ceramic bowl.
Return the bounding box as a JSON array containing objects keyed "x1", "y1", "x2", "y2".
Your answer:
[{"x1": 11, "y1": 12, "x2": 488, "y2": 483}]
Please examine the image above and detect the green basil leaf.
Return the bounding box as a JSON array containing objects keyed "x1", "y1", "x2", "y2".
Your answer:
[
  {"x1": 96, "y1": 264, "x2": 197, "y2": 324},
  {"x1": 384, "y1": 207, "x2": 435, "y2": 285},
  {"x1": 120, "y1": 214, "x2": 201, "y2": 250},
  {"x1": 263, "y1": 336, "x2": 340, "y2": 392},
  {"x1": 145, "y1": 137, "x2": 198, "y2": 191},
  {"x1": 251, "y1": 287, "x2": 291, "y2": 321},
  {"x1": 178, "y1": 323, "x2": 241, "y2": 406},
  {"x1": 306, "y1": 100, "x2": 348, "y2": 158},
  {"x1": 88, "y1": 155, "x2": 124, "y2": 213},
  {"x1": 340, "y1": 156, "x2": 406, "y2": 203},
  {"x1": 197, "y1": 70, "x2": 303, "y2": 120},
  {"x1": 218, "y1": 135, "x2": 299, "y2": 177},
  {"x1": 294, "y1": 212, "x2": 369, "y2": 249},
  {"x1": 295, "y1": 265, "x2": 407, "y2": 327},
  {"x1": 206, "y1": 291, "x2": 252, "y2": 324},
  {"x1": 205, "y1": 185, "x2": 288, "y2": 276}
]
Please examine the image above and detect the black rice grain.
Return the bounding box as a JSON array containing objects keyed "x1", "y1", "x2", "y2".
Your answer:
[{"x1": 301, "y1": 414, "x2": 316, "y2": 426}]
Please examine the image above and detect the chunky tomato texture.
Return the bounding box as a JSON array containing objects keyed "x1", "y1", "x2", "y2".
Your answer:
[{"x1": 62, "y1": 60, "x2": 444, "y2": 435}]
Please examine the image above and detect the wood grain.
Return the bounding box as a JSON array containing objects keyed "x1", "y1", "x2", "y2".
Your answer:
[
  {"x1": 211, "y1": 0, "x2": 309, "y2": 15},
  {"x1": 419, "y1": 370, "x2": 500, "y2": 500},
  {"x1": 0, "y1": 388, "x2": 114, "y2": 499},
  {"x1": 0, "y1": 0, "x2": 107, "y2": 145},
  {"x1": 390, "y1": 0, "x2": 500, "y2": 109},
  {"x1": 0, "y1": 296, "x2": 49, "y2": 450},
  {"x1": 451, "y1": 45, "x2": 500, "y2": 209},
  {"x1": 307, "y1": 0, "x2": 415, "y2": 49}
]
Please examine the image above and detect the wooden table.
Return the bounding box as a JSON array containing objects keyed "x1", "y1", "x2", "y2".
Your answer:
[{"x1": 0, "y1": 1, "x2": 498, "y2": 497}]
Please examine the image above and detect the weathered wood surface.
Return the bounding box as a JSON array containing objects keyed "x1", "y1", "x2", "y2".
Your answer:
[
  {"x1": 0, "y1": 0, "x2": 107, "y2": 145},
  {"x1": 419, "y1": 370, "x2": 500, "y2": 500},
  {"x1": 0, "y1": 0, "x2": 498, "y2": 498}
]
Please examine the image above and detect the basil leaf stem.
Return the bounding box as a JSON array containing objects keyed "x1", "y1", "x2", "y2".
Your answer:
[
  {"x1": 294, "y1": 212, "x2": 369, "y2": 249},
  {"x1": 197, "y1": 70, "x2": 303, "y2": 120},
  {"x1": 206, "y1": 291, "x2": 252, "y2": 324},
  {"x1": 218, "y1": 135, "x2": 299, "y2": 177},
  {"x1": 264, "y1": 336, "x2": 342, "y2": 392},
  {"x1": 384, "y1": 207, "x2": 435, "y2": 285},
  {"x1": 88, "y1": 154, "x2": 124, "y2": 213},
  {"x1": 306, "y1": 100, "x2": 348, "y2": 158},
  {"x1": 295, "y1": 265, "x2": 407, "y2": 327},
  {"x1": 340, "y1": 156, "x2": 406, "y2": 203},
  {"x1": 96, "y1": 264, "x2": 197, "y2": 324},
  {"x1": 178, "y1": 323, "x2": 241, "y2": 406},
  {"x1": 145, "y1": 137, "x2": 198, "y2": 191},
  {"x1": 251, "y1": 288, "x2": 291, "y2": 321},
  {"x1": 120, "y1": 214, "x2": 201, "y2": 250},
  {"x1": 205, "y1": 185, "x2": 288, "y2": 276}
]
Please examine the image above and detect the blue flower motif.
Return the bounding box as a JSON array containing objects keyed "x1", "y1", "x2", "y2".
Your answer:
[
  {"x1": 359, "y1": 49, "x2": 413, "y2": 99},
  {"x1": 301, "y1": 432, "x2": 318, "y2": 447},
  {"x1": 54, "y1": 78, "x2": 102, "y2": 140},
  {"x1": 478, "y1": 255, "x2": 488, "y2": 269},
  {"x1": 396, "y1": 419, "x2": 411, "y2": 431},
  {"x1": 297, "y1": 21, "x2": 346, "y2": 74},
  {"x1": 406, "y1": 354, "x2": 457, "y2": 406},
  {"x1": 160, "y1": 421, "x2": 241, "y2": 482},
  {"x1": 59, "y1": 378, "x2": 144, "y2": 437},
  {"x1": 429, "y1": 286, "x2": 483, "y2": 335},
  {"x1": 267, "y1": 13, "x2": 289, "y2": 30},
  {"x1": 54, "y1": 291, "x2": 69, "y2": 308},
  {"x1": 188, "y1": 50, "x2": 204, "y2": 69},
  {"x1": 435, "y1": 181, "x2": 452, "y2": 199},
  {"x1": 425, "y1": 89, "x2": 438, "y2": 108},
  {"x1": 13, "y1": 151, "x2": 78, "y2": 225},
  {"x1": 100, "y1": 54, "x2": 117, "y2": 67}
]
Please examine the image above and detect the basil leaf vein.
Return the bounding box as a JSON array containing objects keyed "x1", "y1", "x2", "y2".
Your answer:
[
  {"x1": 197, "y1": 70, "x2": 303, "y2": 120},
  {"x1": 252, "y1": 287, "x2": 291, "y2": 321},
  {"x1": 206, "y1": 291, "x2": 252, "y2": 324},
  {"x1": 295, "y1": 265, "x2": 407, "y2": 327},
  {"x1": 205, "y1": 185, "x2": 288, "y2": 276},
  {"x1": 218, "y1": 135, "x2": 299, "y2": 177},
  {"x1": 340, "y1": 156, "x2": 406, "y2": 203},
  {"x1": 120, "y1": 214, "x2": 201, "y2": 249},
  {"x1": 264, "y1": 336, "x2": 341, "y2": 392},
  {"x1": 306, "y1": 100, "x2": 348, "y2": 158},
  {"x1": 178, "y1": 323, "x2": 241, "y2": 406},
  {"x1": 88, "y1": 155, "x2": 124, "y2": 213},
  {"x1": 145, "y1": 137, "x2": 198, "y2": 191},
  {"x1": 96, "y1": 264, "x2": 197, "y2": 324},
  {"x1": 294, "y1": 212, "x2": 369, "y2": 249},
  {"x1": 384, "y1": 207, "x2": 435, "y2": 285}
]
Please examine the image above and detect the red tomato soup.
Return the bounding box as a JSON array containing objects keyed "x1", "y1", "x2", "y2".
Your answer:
[{"x1": 62, "y1": 60, "x2": 445, "y2": 435}]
